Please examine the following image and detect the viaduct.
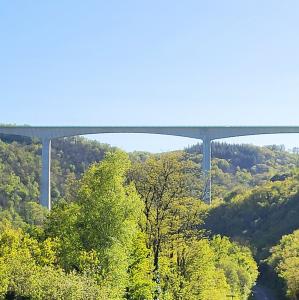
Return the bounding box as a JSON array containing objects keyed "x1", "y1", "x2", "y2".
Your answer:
[{"x1": 0, "y1": 126, "x2": 299, "y2": 209}]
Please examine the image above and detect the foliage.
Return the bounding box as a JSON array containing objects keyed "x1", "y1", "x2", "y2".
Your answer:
[
  {"x1": 0, "y1": 221, "x2": 100, "y2": 299},
  {"x1": 210, "y1": 236, "x2": 258, "y2": 299},
  {"x1": 1, "y1": 134, "x2": 289, "y2": 299},
  {"x1": 185, "y1": 141, "x2": 298, "y2": 199},
  {"x1": 205, "y1": 174, "x2": 299, "y2": 257},
  {"x1": 46, "y1": 151, "x2": 149, "y2": 299},
  {"x1": 0, "y1": 134, "x2": 297, "y2": 210},
  {"x1": 130, "y1": 152, "x2": 258, "y2": 300},
  {"x1": 268, "y1": 229, "x2": 299, "y2": 299},
  {"x1": 130, "y1": 152, "x2": 203, "y2": 297},
  {"x1": 0, "y1": 135, "x2": 116, "y2": 213}
]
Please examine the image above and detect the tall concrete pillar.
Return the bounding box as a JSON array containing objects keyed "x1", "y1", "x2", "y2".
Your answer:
[
  {"x1": 202, "y1": 138, "x2": 211, "y2": 204},
  {"x1": 41, "y1": 138, "x2": 51, "y2": 210}
]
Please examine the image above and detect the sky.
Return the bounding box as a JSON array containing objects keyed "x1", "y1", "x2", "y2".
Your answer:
[{"x1": 1, "y1": 1, "x2": 299, "y2": 152}]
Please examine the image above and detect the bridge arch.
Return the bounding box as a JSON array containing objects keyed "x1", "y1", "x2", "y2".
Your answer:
[{"x1": 1, "y1": 126, "x2": 299, "y2": 209}]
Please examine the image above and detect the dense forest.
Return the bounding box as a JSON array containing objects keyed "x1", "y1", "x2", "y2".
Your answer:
[{"x1": 0, "y1": 134, "x2": 298, "y2": 299}]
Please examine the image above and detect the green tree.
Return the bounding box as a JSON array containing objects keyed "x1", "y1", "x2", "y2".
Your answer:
[
  {"x1": 0, "y1": 220, "x2": 101, "y2": 299},
  {"x1": 47, "y1": 151, "x2": 151, "y2": 299},
  {"x1": 268, "y1": 229, "x2": 299, "y2": 299},
  {"x1": 129, "y1": 152, "x2": 203, "y2": 298},
  {"x1": 210, "y1": 236, "x2": 258, "y2": 299},
  {"x1": 179, "y1": 239, "x2": 230, "y2": 300}
]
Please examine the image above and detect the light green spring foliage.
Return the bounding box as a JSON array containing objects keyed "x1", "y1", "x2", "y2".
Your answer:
[
  {"x1": 210, "y1": 236, "x2": 258, "y2": 300},
  {"x1": 0, "y1": 136, "x2": 117, "y2": 210},
  {"x1": 157, "y1": 236, "x2": 258, "y2": 300},
  {"x1": 0, "y1": 141, "x2": 41, "y2": 209},
  {"x1": 157, "y1": 239, "x2": 229, "y2": 300},
  {"x1": 126, "y1": 231, "x2": 155, "y2": 300},
  {"x1": 179, "y1": 239, "x2": 230, "y2": 300},
  {"x1": 130, "y1": 152, "x2": 258, "y2": 300},
  {"x1": 0, "y1": 136, "x2": 297, "y2": 212},
  {"x1": 0, "y1": 148, "x2": 260, "y2": 300},
  {"x1": 0, "y1": 221, "x2": 100, "y2": 299},
  {"x1": 268, "y1": 229, "x2": 299, "y2": 299},
  {"x1": 47, "y1": 151, "x2": 152, "y2": 299},
  {"x1": 130, "y1": 152, "x2": 206, "y2": 299},
  {"x1": 205, "y1": 174, "x2": 299, "y2": 260}
]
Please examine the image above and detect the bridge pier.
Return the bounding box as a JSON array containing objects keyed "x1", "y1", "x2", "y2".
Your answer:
[
  {"x1": 202, "y1": 138, "x2": 211, "y2": 204},
  {"x1": 39, "y1": 136, "x2": 212, "y2": 209},
  {"x1": 41, "y1": 138, "x2": 51, "y2": 210},
  {"x1": 1, "y1": 125, "x2": 298, "y2": 209}
]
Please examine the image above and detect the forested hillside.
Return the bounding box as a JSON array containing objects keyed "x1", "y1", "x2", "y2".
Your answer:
[
  {"x1": 0, "y1": 134, "x2": 116, "y2": 209},
  {"x1": 0, "y1": 134, "x2": 298, "y2": 299},
  {"x1": 186, "y1": 142, "x2": 298, "y2": 199}
]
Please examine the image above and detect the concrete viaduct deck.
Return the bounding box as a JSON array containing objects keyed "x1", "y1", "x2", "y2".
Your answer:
[{"x1": 1, "y1": 126, "x2": 299, "y2": 209}]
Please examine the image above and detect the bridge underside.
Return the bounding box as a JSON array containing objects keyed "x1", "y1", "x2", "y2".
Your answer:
[{"x1": 1, "y1": 126, "x2": 299, "y2": 209}]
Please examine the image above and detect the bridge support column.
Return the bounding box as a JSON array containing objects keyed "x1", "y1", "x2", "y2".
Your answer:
[
  {"x1": 41, "y1": 138, "x2": 51, "y2": 210},
  {"x1": 202, "y1": 138, "x2": 211, "y2": 204}
]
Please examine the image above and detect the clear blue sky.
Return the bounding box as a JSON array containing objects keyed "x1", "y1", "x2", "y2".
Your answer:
[{"x1": 1, "y1": 1, "x2": 299, "y2": 152}]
